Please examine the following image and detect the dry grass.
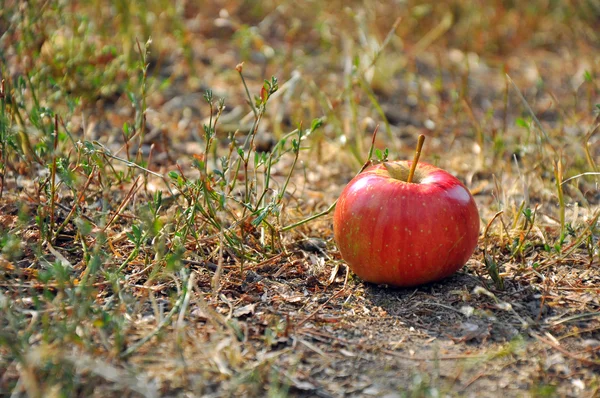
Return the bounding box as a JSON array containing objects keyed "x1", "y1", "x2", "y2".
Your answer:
[{"x1": 1, "y1": 1, "x2": 600, "y2": 397}]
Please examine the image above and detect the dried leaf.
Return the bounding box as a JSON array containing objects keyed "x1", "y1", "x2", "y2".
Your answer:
[{"x1": 233, "y1": 303, "x2": 257, "y2": 318}]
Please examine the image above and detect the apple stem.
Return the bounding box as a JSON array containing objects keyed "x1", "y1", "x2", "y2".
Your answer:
[{"x1": 407, "y1": 134, "x2": 425, "y2": 183}]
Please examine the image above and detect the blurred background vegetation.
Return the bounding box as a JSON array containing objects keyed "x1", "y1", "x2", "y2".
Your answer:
[{"x1": 1, "y1": 1, "x2": 600, "y2": 396}]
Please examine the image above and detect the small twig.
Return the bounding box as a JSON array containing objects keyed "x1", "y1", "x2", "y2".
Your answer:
[
  {"x1": 418, "y1": 301, "x2": 467, "y2": 316},
  {"x1": 531, "y1": 332, "x2": 600, "y2": 367},
  {"x1": 96, "y1": 145, "x2": 165, "y2": 179},
  {"x1": 45, "y1": 242, "x2": 73, "y2": 268},
  {"x1": 246, "y1": 252, "x2": 286, "y2": 271},
  {"x1": 483, "y1": 211, "x2": 504, "y2": 245},
  {"x1": 52, "y1": 166, "x2": 97, "y2": 242},
  {"x1": 102, "y1": 176, "x2": 141, "y2": 233},
  {"x1": 462, "y1": 370, "x2": 487, "y2": 390},
  {"x1": 295, "y1": 336, "x2": 327, "y2": 357},
  {"x1": 382, "y1": 349, "x2": 485, "y2": 361},
  {"x1": 121, "y1": 278, "x2": 188, "y2": 358},
  {"x1": 211, "y1": 231, "x2": 225, "y2": 293},
  {"x1": 362, "y1": 124, "x2": 380, "y2": 172},
  {"x1": 296, "y1": 288, "x2": 347, "y2": 329},
  {"x1": 177, "y1": 273, "x2": 195, "y2": 329},
  {"x1": 548, "y1": 312, "x2": 600, "y2": 326},
  {"x1": 561, "y1": 171, "x2": 600, "y2": 185}
]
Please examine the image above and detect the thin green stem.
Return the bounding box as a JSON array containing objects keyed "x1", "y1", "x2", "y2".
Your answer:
[
  {"x1": 277, "y1": 129, "x2": 303, "y2": 204},
  {"x1": 49, "y1": 115, "x2": 59, "y2": 240},
  {"x1": 0, "y1": 79, "x2": 5, "y2": 200},
  {"x1": 280, "y1": 122, "x2": 380, "y2": 232},
  {"x1": 135, "y1": 38, "x2": 149, "y2": 167},
  {"x1": 554, "y1": 159, "x2": 566, "y2": 247},
  {"x1": 280, "y1": 199, "x2": 338, "y2": 232},
  {"x1": 237, "y1": 65, "x2": 257, "y2": 117},
  {"x1": 255, "y1": 128, "x2": 299, "y2": 209}
]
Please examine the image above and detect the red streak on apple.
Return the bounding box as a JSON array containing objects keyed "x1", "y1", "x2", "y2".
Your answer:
[{"x1": 333, "y1": 161, "x2": 480, "y2": 287}]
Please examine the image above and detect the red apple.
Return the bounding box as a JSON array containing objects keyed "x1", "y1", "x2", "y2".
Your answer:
[{"x1": 333, "y1": 161, "x2": 479, "y2": 287}]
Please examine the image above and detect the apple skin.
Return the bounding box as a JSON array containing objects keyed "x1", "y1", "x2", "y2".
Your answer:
[{"x1": 333, "y1": 161, "x2": 479, "y2": 287}]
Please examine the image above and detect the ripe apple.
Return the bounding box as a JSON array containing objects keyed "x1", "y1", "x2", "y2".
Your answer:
[{"x1": 333, "y1": 160, "x2": 479, "y2": 287}]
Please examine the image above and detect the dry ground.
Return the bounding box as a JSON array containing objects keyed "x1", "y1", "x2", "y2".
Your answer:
[{"x1": 1, "y1": 1, "x2": 600, "y2": 397}]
